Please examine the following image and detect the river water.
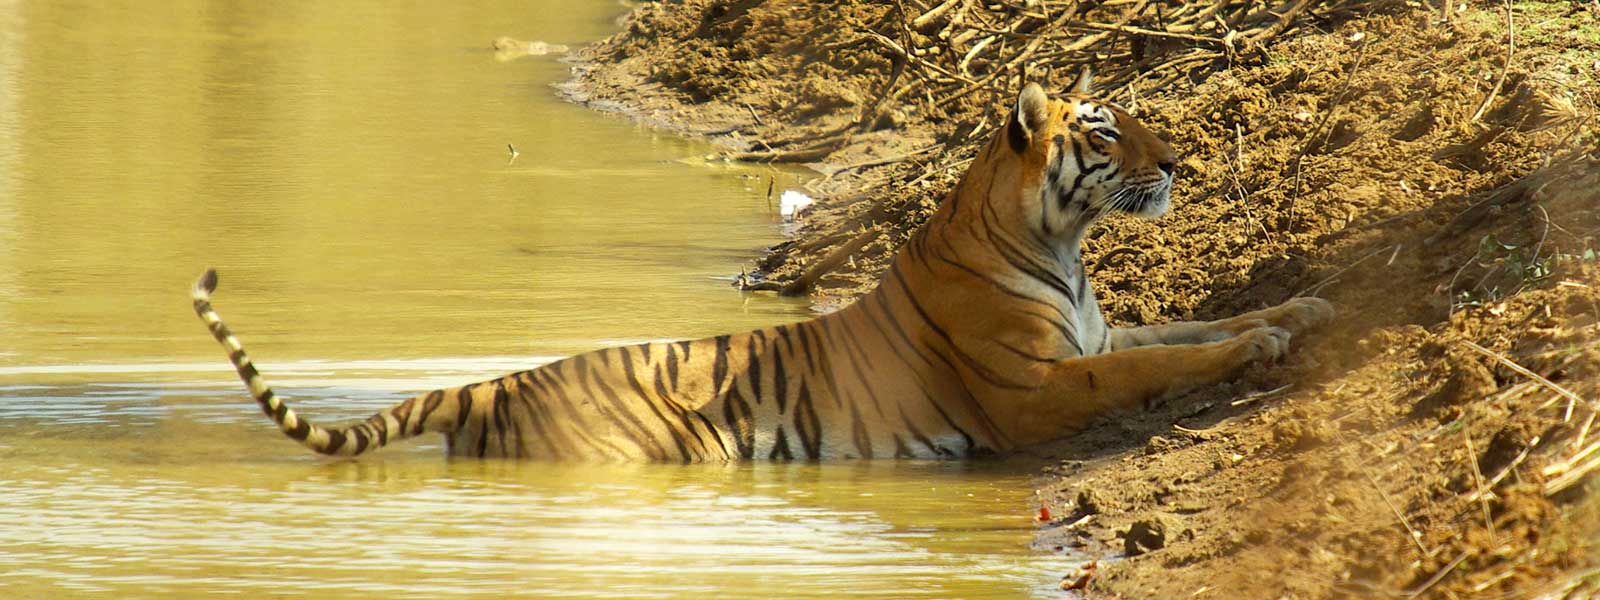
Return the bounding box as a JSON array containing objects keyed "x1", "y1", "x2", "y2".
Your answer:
[{"x1": 0, "y1": 1, "x2": 1071, "y2": 597}]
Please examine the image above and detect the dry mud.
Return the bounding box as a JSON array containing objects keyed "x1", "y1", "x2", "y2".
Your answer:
[{"x1": 568, "y1": 1, "x2": 1600, "y2": 597}]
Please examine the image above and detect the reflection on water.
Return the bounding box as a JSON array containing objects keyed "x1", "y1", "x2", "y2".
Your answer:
[
  {"x1": 0, "y1": 0, "x2": 811, "y2": 364},
  {"x1": 0, "y1": 0, "x2": 1069, "y2": 597},
  {"x1": 1, "y1": 376, "x2": 1069, "y2": 599}
]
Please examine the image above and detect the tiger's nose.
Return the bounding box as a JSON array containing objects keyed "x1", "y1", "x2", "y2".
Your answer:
[{"x1": 1157, "y1": 161, "x2": 1175, "y2": 176}]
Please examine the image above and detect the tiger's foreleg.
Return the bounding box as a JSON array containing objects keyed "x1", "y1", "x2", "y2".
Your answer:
[
  {"x1": 1108, "y1": 297, "x2": 1333, "y2": 350},
  {"x1": 1001, "y1": 326, "x2": 1293, "y2": 445}
]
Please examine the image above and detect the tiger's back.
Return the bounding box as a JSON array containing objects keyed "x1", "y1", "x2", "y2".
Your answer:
[{"x1": 397, "y1": 311, "x2": 1003, "y2": 461}]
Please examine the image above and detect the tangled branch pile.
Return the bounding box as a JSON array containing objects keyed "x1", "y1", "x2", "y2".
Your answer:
[
  {"x1": 665, "y1": 0, "x2": 1411, "y2": 298},
  {"x1": 750, "y1": 0, "x2": 1388, "y2": 159}
]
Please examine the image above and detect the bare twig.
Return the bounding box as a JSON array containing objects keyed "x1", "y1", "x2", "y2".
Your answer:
[
  {"x1": 1061, "y1": 20, "x2": 1223, "y2": 45},
  {"x1": 1294, "y1": 243, "x2": 1398, "y2": 297},
  {"x1": 1470, "y1": 0, "x2": 1516, "y2": 122},
  {"x1": 1545, "y1": 440, "x2": 1600, "y2": 496},
  {"x1": 912, "y1": 0, "x2": 963, "y2": 31},
  {"x1": 1230, "y1": 383, "x2": 1293, "y2": 407},
  {"x1": 1288, "y1": 37, "x2": 1371, "y2": 219},
  {"x1": 1406, "y1": 551, "x2": 1470, "y2": 599},
  {"x1": 1465, "y1": 435, "x2": 1540, "y2": 503},
  {"x1": 1460, "y1": 340, "x2": 1586, "y2": 422},
  {"x1": 1462, "y1": 422, "x2": 1498, "y2": 539}
]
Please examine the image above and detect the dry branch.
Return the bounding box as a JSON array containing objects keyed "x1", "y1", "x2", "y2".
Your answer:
[{"x1": 737, "y1": 0, "x2": 1411, "y2": 291}]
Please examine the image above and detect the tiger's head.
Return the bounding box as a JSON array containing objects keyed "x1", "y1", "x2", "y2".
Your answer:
[{"x1": 993, "y1": 69, "x2": 1177, "y2": 240}]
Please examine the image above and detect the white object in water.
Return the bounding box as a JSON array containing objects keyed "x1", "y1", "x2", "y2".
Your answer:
[{"x1": 779, "y1": 190, "x2": 813, "y2": 222}]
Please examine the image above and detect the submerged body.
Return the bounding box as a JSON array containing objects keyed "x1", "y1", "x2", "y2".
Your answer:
[{"x1": 193, "y1": 72, "x2": 1333, "y2": 462}]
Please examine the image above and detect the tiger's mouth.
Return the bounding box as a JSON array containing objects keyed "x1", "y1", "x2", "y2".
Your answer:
[{"x1": 1108, "y1": 179, "x2": 1172, "y2": 219}]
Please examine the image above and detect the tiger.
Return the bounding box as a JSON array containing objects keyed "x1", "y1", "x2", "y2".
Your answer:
[{"x1": 191, "y1": 68, "x2": 1333, "y2": 462}]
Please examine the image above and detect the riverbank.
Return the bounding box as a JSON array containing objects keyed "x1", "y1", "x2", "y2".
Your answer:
[{"x1": 566, "y1": 1, "x2": 1600, "y2": 597}]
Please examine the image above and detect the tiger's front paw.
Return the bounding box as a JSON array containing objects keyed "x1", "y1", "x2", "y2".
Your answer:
[
  {"x1": 1270, "y1": 297, "x2": 1335, "y2": 335},
  {"x1": 1232, "y1": 326, "x2": 1292, "y2": 364},
  {"x1": 1214, "y1": 318, "x2": 1271, "y2": 339}
]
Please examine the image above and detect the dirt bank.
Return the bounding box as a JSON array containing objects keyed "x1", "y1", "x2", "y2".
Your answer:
[{"x1": 568, "y1": 0, "x2": 1600, "y2": 597}]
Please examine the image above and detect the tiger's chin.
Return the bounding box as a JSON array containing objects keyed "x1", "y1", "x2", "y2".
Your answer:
[
  {"x1": 1129, "y1": 192, "x2": 1170, "y2": 219},
  {"x1": 1118, "y1": 184, "x2": 1171, "y2": 220}
]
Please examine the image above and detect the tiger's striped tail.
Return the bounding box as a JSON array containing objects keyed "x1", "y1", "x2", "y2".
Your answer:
[{"x1": 192, "y1": 269, "x2": 448, "y2": 457}]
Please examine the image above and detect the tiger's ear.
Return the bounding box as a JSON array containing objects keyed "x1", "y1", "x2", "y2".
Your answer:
[
  {"x1": 1069, "y1": 66, "x2": 1093, "y2": 95},
  {"x1": 1008, "y1": 82, "x2": 1050, "y2": 153}
]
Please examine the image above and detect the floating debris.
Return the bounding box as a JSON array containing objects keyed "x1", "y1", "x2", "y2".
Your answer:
[{"x1": 778, "y1": 190, "x2": 813, "y2": 222}]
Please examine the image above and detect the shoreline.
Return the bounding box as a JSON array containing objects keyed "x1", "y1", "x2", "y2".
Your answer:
[{"x1": 560, "y1": 1, "x2": 1600, "y2": 597}]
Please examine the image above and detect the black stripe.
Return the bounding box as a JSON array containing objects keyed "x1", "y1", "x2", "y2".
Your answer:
[
  {"x1": 892, "y1": 434, "x2": 912, "y2": 459},
  {"x1": 693, "y1": 408, "x2": 731, "y2": 459},
  {"x1": 509, "y1": 373, "x2": 563, "y2": 459},
  {"x1": 455, "y1": 384, "x2": 476, "y2": 432},
  {"x1": 652, "y1": 363, "x2": 713, "y2": 457},
  {"x1": 1071, "y1": 135, "x2": 1093, "y2": 173},
  {"x1": 809, "y1": 323, "x2": 852, "y2": 410},
  {"x1": 926, "y1": 247, "x2": 1066, "y2": 318},
  {"x1": 793, "y1": 382, "x2": 822, "y2": 459},
  {"x1": 908, "y1": 243, "x2": 1078, "y2": 359},
  {"x1": 827, "y1": 319, "x2": 890, "y2": 419},
  {"x1": 351, "y1": 427, "x2": 369, "y2": 455},
  {"x1": 866, "y1": 292, "x2": 1006, "y2": 448},
  {"x1": 531, "y1": 366, "x2": 627, "y2": 459},
  {"x1": 903, "y1": 414, "x2": 954, "y2": 458},
  {"x1": 666, "y1": 343, "x2": 681, "y2": 391},
  {"x1": 580, "y1": 363, "x2": 668, "y2": 461},
  {"x1": 722, "y1": 388, "x2": 755, "y2": 460},
  {"x1": 993, "y1": 338, "x2": 1056, "y2": 363},
  {"x1": 1049, "y1": 135, "x2": 1071, "y2": 223},
  {"x1": 416, "y1": 390, "x2": 444, "y2": 435},
  {"x1": 795, "y1": 321, "x2": 821, "y2": 375},
  {"x1": 390, "y1": 398, "x2": 414, "y2": 438},
  {"x1": 769, "y1": 426, "x2": 794, "y2": 461},
  {"x1": 772, "y1": 348, "x2": 789, "y2": 415},
  {"x1": 775, "y1": 324, "x2": 796, "y2": 355},
  {"x1": 372, "y1": 414, "x2": 388, "y2": 447},
  {"x1": 982, "y1": 222, "x2": 1078, "y2": 303},
  {"x1": 491, "y1": 380, "x2": 510, "y2": 457},
  {"x1": 476, "y1": 409, "x2": 490, "y2": 457},
  {"x1": 612, "y1": 349, "x2": 727, "y2": 460},
  {"x1": 324, "y1": 428, "x2": 347, "y2": 454},
  {"x1": 745, "y1": 336, "x2": 763, "y2": 404},
  {"x1": 710, "y1": 334, "x2": 732, "y2": 396},
  {"x1": 1075, "y1": 267, "x2": 1090, "y2": 308},
  {"x1": 268, "y1": 393, "x2": 287, "y2": 421},
  {"x1": 927, "y1": 236, "x2": 1083, "y2": 357},
  {"x1": 888, "y1": 265, "x2": 1035, "y2": 390},
  {"x1": 849, "y1": 403, "x2": 873, "y2": 459},
  {"x1": 287, "y1": 415, "x2": 310, "y2": 442},
  {"x1": 238, "y1": 364, "x2": 261, "y2": 391},
  {"x1": 620, "y1": 346, "x2": 691, "y2": 462},
  {"x1": 976, "y1": 190, "x2": 1077, "y2": 302}
]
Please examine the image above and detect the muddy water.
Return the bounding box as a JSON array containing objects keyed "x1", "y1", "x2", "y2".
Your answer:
[{"x1": 0, "y1": 1, "x2": 1070, "y2": 597}]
